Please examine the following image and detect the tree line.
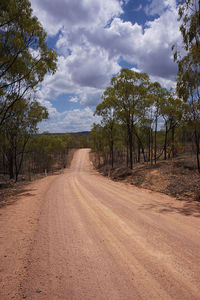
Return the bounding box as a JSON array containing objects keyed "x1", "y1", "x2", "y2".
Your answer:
[
  {"x1": 0, "y1": 0, "x2": 199, "y2": 180},
  {"x1": 0, "y1": 132, "x2": 90, "y2": 181},
  {"x1": 90, "y1": 69, "x2": 187, "y2": 169},
  {"x1": 91, "y1": 0, "x2": 200, "y2": 173},
  {"x1": 0, "y1": 1, "x2": 92, "y2": 182},
  {"x1": 0, "y1": 0, "x2": 60, "y2": 181}
]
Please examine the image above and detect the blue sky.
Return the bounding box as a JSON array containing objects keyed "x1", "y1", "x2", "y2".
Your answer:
[{"x1": 30, "y1": 0, "x2": 181, "y2": 133}]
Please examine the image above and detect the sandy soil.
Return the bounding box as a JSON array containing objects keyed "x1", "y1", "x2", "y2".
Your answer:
[
  {"x1": 0, "y1": 149, "x2": 200, "y2": 299},
  {"x1": 94, "y1": 155, "x2": 200, "y2": 203}
]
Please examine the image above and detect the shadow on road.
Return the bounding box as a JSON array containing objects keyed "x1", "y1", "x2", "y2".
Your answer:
[
  {"x1": 139, "y1": 199, "x2": 200, "y2": 218},
  {"x1": 0, "y1": 185, "x2": 36, "y2": 209}
]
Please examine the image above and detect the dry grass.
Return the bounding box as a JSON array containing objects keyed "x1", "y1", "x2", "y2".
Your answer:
[
  {"x1": 0, "y1": 149, "x2": 76, "y2": 208},
  {"x1": 91, "y1": 153, "x2": 200, "y2": 203}
]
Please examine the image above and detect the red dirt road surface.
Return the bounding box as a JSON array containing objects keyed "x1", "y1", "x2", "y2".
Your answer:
[{"x1": 0, "y1": 149, "x2": 200, "y2": 299}]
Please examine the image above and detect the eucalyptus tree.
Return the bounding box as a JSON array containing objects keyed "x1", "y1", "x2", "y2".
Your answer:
[
  {"x1": 1, "y1": 99, "x2": 48, "y2": 181},
  {"x1": 110, "y1": 69, "x2": 150, "y2": 169},
  {"x1": 28, "y1": 133, "x2": 72, "y2": 173},
  {"x1": 0, "y1": 0, "x2": 57, "y2": 126},
  {"x1": 90, "y1": 124, "x2": 110, "y2": 167},
  {"x1": 174, "y1": 0, "x2": 200, "y2": 170},
  {"x1": 149, "y1": 82, "x2": 170, "y2": 163},
  {"x1": 160, "y1": 91, "x2": 183, "y2": 159},
  {"x1": 95, "y1": 87, "x2": 118, "y2": 168}
]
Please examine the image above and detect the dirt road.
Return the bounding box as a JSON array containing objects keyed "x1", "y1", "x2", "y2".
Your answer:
[{"x1": 1, "y1": 149, "x2": 200, "y2": 299}]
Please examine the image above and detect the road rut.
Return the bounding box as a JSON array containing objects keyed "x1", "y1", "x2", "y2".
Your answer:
[{"x1": 1, "y1": 149, "x2": 200, "y2": 299}]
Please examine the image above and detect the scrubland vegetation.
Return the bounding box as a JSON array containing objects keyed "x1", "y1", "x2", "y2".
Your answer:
[
  {"x1": 90, "y1": 0, "x2": 200, "y2": 176},
  {"x1": 0, "y1": 0, "x2": 199, "y2": 199}
]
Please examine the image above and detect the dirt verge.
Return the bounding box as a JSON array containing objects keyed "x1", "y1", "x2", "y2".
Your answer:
[
  {"x1": 0, "y1": 149, "x2": 76, "y2": 208},
  {"x1": 90, "y1": 153, "x2": 200, "y2": 203}
]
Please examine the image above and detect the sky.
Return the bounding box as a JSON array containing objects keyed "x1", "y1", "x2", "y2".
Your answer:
[{"x1": 29, "y1": 0, "x2": 181, "y2": 133}]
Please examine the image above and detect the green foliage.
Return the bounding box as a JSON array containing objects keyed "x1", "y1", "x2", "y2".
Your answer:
[
  {"x1": 0, "y1": 99, "x2": 48, "y2": 181},
  {"x1": 175, "y1": 0, "x2": 199, "y2": 101},
  {"x1": 110, "y1": 69, "x2": 150, "y2": 124},
  {"x1": 91, "y1": 69, "x2": 189, "y2": 169},
  {"x1": 90, "y1": 124, "x2": 106, "y2": 153},
  {"x1": 177, "y1": 0, "x2": 200, "y2": 50},
  {"x1": 175, "y1": 0, "x2": 200, "y2": 171},
  {"x1": 0, "y1": 0, "x2": 59, "y2": 180},
  {"x1": 95, "y1": 90, "x2": 120, "y2": 167},
  {"x1": 68, "y1": 133, "x2": 90, "y2": 148},
  {"x1": 27, "y1": 133, "x2": 71, "y2": 173},
  {"x1": 0, "y1": 0, "x2": 57, "y2": 125}
]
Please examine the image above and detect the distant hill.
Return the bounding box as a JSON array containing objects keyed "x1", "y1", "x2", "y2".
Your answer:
[
  {"x1": 70, "y1": 131, "x2": 90, "y2": 136},
  {"x1": 40, "y1": 131, "x2": 90, "y2": 136}
]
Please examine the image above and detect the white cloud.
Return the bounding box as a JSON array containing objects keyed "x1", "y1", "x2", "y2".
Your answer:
[
  {"x1": 144, "y1": 0, "x2": 176, "y2": 16},
  {"x1": 77, "y1": 9, "x2": 180, "y2": 81},
  {"x1": 149, "y1": 75, "x2": 176, "y2": 89},
  {"x1": 29, "y1": 0, "x2": 181, "y2": 132},
  {"x1": 30, "y1": 0, "x2": 124, "y2": 35},
  {"x1": 38, "y1": 99, "x2": 59, "y2": 118},
  {"x1": 79, "y1": 88, "x2": 103, "y2": 106},
  {"x1": 69, "y1": 96, "x2": 79, "y2": 103},
  {"x1": 68, "y1": 46, "x2": 120, "y2": 89},
  {"x1": 31, "y1": 0, "x2": 180, "y2": 95},
  {"x1": 37, "y1": 50, "x2": 117, "y2": 107},
  {"x1": 38, "y1": 107, "x2": 101, "y2": 133}
]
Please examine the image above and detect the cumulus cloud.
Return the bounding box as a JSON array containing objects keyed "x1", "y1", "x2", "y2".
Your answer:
[
  {"x1": 29, "y1": 0, "x2": 181, "y2": 132},
  {"x1": 31, "y1": 0, "x2": 180, "y2": 93},
  {"x1": 69, "y1": 96, "x2": 79, "y2": 103},
  {"x1": 69, "y1": 8, "x2": 180, "y2": 81},
  {"x1": 31, "y1": 0, "x2": 124, "y2": 35},
  {"x1": 38, "y1": 50, "x2": 117, "y2": 106},
  {"x1": 38, "y1": 106, "x2": 101, "y2": 133},
  {"x1": 144, "y1": 0, "x2": 176, "y2": 16},
  {"x1": 85, "y1": 18, "x2": 142, "y2": 59},
  {"x1": 68, "y1": 46, "x2": 120, "y2": 89},
  {"x1": 79, "y1": 88, "x2": 103, "y2": 106},
  {"x1": 38, "y1": 98, "x2": 59, "y2": 118},
  {"x1": 48, "y1": 7, "x2": 179, "y2": 101},
  {"x1": 149, "y1": 75, "x2": 176, "y2": 89}
]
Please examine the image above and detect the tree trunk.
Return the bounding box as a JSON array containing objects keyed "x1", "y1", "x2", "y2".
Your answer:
[
  {"x1": 128, "y1": 126, "x2": 133, "y2": 169},
  {"x1": 199, "y1": 0, "x2": 200, "y2": 27},
  {"x1": 129, "y1": 135, "x2": 133, "y2": 169},
  {"x1": 2, "y1": 152, "x2": 7, "y2": 175},
  {"x1": 194, "y1": 127, "x2": 200, "y2": 173},
  {"x1": 148, "y1": 126, "x2": 151, "y2": 162},
  {"x1": 164, "y1": 124, "x2": 168, "y2": 160},
  {"x1": 134, "y1": 128, "x2": 146, "y2": 162},
  {"x1": 15, "y1": 152, "x2": 24, "y2": 182},
  {"x1": 137, "y1": 142, "x2": 140, "y2": 163},
  {"x1": 151, "y1": 128, "x2": 153, "y2": 165},
  {"x1": 126, "y1": 135, "x2": 129, "y2": 167},
  {"x1": 8, "y1": 151, "x2": 14, "y2": 179},
  {"x1": 14, "y1": 139, "x2": 28, "y2": 182},
  {"x1": 110, "y1": 140, "x2": 114, "y2": 168},
  {"x1": 171, "y1": 126, "x2": 175, "y2": 158},
  {"x1": 154, "y1": 116, "x2": 158, "y2": 164}
]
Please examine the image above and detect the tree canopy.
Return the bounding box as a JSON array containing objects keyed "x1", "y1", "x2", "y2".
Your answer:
[
  {"x1": 0, "y1": 0, "x2": 58, "y2": 180},
  {"x1": 174, "y1": 0, "x2": 200, "y2": 171},
  {"x1": 0, "y1": 0, "x2": 57, "y2": 126}
]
